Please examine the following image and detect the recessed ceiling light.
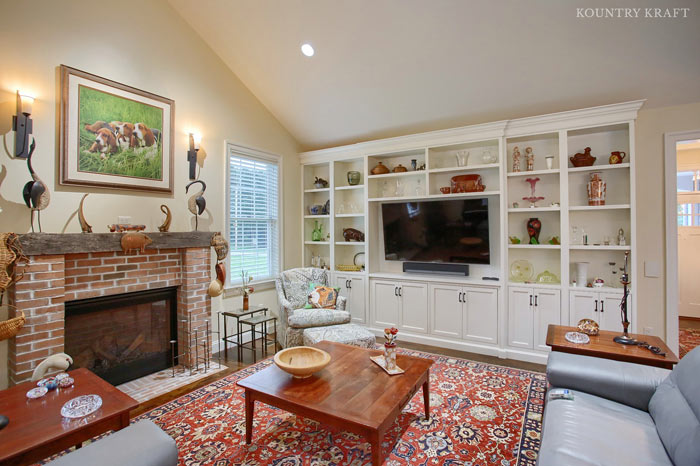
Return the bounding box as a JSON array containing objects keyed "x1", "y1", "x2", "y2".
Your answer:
[{"x1": 301, "y1": 43, "x2": 314, "y2": 57}]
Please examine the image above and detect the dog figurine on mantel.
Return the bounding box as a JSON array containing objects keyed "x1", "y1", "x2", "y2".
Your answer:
[{"x1": 121, "y1": 232, "x2": 152, "y2": 254}]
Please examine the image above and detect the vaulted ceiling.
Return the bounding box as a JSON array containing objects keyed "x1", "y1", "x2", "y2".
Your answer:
[{"x1": 169, "y1": 0, "x2": 700, "y2": 151}]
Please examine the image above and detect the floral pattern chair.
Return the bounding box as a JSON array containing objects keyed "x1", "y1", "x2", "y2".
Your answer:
[{"x1": 275, "y1": 267, "x2": 350, "y2": 347}]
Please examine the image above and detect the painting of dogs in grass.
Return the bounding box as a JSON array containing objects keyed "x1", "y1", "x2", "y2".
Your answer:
[{"x1": 60, "y1": 65, "x2": 174, "y2": 193}]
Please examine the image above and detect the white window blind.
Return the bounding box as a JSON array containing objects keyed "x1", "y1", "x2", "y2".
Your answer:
[{"x1": 228, "y1": 148, "x2": 280, "y2": 285}]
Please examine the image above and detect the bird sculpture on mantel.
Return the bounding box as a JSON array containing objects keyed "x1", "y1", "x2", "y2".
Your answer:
[
  {"x1": 31, "y1": 353, "x2": 73, "y2": 382},
  {"x1": 21, "y1": 140, "x2": 49, "y2": 232},
  {"x1": 185, "y1": 180, "x2": 207, "y2": 231}
]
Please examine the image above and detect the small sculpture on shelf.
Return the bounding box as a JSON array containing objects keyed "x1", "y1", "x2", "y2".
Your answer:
[
  {"x1": 311, "y1": 221, "x2": 323, "y2": 241},
  {"x1": 342, "y1": 228, "x2": 365, "y2": 242},
  {"x1": 22, "y1": 140, "x2": 49, "y2": 232},
  {"x1": 509, "y1": 236, "x2": 521, "y2": 244},
  {"x1": 186, "y1": 180, "x2": 207, "y2": 230},
  {"x1": 158, "y1": 205, "x2": 172, "y2": 232},
  {"x1": 617, "y1": 228, "x2": 626, "y2": 246},
  {"x1": 78, "y1": 194, "x2": 92, "y2": 233},
  {"x1": 522, "y1": 177, "x2": 545, "y2": 207},
  {"x1": 525, "y1": 147, "x2": 535, "y2": 171},
  {"x1": 512, "y1": 146, "x2": 521, "y2": 172},
  {"x1": 527, "y1": 218, "x2": 542, "y2": 244},
  {"x1": 570, "y1": 147, "x2": 596, "y2": 167},
  {"x1": 313, "y1": 177, "x2": 329, "y2": 189},
  {"x1": 120, "y1": 232, "x2": 152, "y2": 254},
  {"x1": 609, "y1": 151, "x2": 626, "y2": 164},
  {"x1": 548, "y1": 236, "x2": 560, "y2": 245}
]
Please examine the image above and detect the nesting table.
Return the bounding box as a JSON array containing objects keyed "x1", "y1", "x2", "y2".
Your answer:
[{"x1": 219, "y1": 305, "x2": 276, "y2": 362}]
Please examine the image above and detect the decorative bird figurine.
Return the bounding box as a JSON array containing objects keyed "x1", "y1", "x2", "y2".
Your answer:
[
  {"x1": 31, "y1": 353, "x2": 73, "y2": 382},
  {"x1": 78, "y1": 193, "x2": 92, "y2": 233},
  {"x1": 185, "y1": 180, "x2": 207, "y2": 230},
  {"x1": 21, "y1": 140, "x2": 49, "y2": 232}
]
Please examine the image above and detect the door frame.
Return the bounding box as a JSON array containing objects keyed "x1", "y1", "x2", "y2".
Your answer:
[{"x1": 664, "y1": 130, "x2": 700, "y2": 353}]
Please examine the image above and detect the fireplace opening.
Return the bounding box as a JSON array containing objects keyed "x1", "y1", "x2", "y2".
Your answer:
[{"x1": 65, "y1": 287, "x2": 178, "y2": 386}]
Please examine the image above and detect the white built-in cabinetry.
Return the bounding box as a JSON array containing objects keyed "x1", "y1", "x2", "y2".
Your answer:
[{"x1": 300, "y1": 101, "x2": 643, "y2": 364}]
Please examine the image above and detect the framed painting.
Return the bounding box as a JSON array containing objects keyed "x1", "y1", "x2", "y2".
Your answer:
[{"x1": 60, "y1": 65, "x2": 174, "y2": 193}]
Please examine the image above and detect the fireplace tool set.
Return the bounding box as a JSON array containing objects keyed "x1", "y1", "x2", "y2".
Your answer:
[{"x1": 170, "y1": 319, "x2": 220, "y2": 377}]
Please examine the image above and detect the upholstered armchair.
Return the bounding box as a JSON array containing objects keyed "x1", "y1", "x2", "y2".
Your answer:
[{"x1": 275, "y1": 267, "x2": 350, "y2": 347}]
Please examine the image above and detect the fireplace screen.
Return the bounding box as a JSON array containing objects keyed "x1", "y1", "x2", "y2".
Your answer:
[{"x1": 65, "y1": 287, "x2": 177, "y2": 386}]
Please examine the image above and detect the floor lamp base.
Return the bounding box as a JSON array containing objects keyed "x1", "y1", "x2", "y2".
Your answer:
[
  {"x1": 0, "y1": 415, "x2": 8, "y2": 430},
  {"x1": 613, "y1": 334, "x2": 638, "y2": 345}
]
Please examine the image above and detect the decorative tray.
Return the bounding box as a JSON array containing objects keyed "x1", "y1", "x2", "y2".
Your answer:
[
  {"x1": 564, "y1": 331, "x2": 590, "y2": 344},
  {"x1": 370, "y1": 355, "x2": 405, "y2": 375},
  {"x1": 61, "y1": 394, "x2": 103, "y2": 419}
]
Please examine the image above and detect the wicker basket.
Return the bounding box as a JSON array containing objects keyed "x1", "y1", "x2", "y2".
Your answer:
[
  {"x1": 336, "y1": 265, "x2": 363, "y2": 272},
  {"x1": 0, "y1": 311, "x2": 25, "y2": 341}
]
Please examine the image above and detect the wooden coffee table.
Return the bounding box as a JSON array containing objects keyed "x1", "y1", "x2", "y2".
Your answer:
[
  {"x1": 546, "y1": 325, "x2": 679, "y2": 369},
  {"x1": 0, "y1": 368, "x2": 138, "y2": 466},
  {"x1": 237, "y1": 341, "x2": 433, "y2": 466}
]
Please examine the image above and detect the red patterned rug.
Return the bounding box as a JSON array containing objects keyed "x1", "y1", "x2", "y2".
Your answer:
[
  {"x1": 679, "y1": 328, "x2": 700, "y2": 358},
  {"x1": 135, "y1": 348, "x2": 545, "y2": 465}
]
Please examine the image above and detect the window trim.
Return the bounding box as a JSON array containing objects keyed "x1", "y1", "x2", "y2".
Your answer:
[{"x1": 224, "y1": 141, "x2": 284, "y2": 291}]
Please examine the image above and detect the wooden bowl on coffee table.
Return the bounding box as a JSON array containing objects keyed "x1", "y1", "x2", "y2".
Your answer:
[{"x1": 273, "y1": 346, "x2": 331, "y2": 378}]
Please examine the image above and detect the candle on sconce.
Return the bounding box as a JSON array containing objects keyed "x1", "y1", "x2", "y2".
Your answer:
[
  {"x1": 20, "y1": 94, "x2": 34, "y2": 115},
  {"x1": 192, "y1": 133, "x2": 202, "y2": 150}
]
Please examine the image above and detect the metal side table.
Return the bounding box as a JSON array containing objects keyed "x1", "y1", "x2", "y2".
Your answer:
[
  {"x1": 219, "y1": 306, "x2": 268, "y2": 361},
  {"x1": 238, "y1": 314, "x2": 277, "y2": 362}
]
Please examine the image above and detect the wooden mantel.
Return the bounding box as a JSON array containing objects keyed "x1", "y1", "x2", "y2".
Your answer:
[{"x1": 17, "y1": 231, "x2": 216, "y2": 255}]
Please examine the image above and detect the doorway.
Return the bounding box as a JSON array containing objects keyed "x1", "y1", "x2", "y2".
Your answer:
[{"x1": 665, "y1": 131, "x2": 700, "y2": 358}]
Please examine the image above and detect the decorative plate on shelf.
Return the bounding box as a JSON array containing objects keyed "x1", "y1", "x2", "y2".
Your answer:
[
  {"x1": 61, "y1": 394, "x2": 102, "y2": 419},
  {"x1": 509, "y1": 260, "x2": 534, "y2": 282}
]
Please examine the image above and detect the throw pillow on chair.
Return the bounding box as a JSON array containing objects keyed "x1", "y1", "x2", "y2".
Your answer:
[{"x1": 305, "y1": 283, "x2": 340, "y2": 309}]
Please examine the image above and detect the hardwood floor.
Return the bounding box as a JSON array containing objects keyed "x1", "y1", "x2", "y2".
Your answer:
[{"x1": 131, "y1": 337, "x2": 545, "y2": 418}]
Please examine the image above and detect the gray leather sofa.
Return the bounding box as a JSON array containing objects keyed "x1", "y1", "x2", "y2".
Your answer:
[
  {"x1": 538, "y1": 346, "x2": 700, "y2": 466},
  {"x1": 46, "y1": 420, "x2": 177, "y2": 466}
]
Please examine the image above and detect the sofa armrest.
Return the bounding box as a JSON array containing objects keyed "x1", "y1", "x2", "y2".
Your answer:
[
  {"x1": 546, "y1": 352, "x2": 671, "y2": 411},
  {"x1": 336, "y1": 295, "x2": 347, "y2": 311}
]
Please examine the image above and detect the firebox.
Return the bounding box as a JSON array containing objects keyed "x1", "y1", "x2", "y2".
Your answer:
[{"x1": 65, "y1": 287, "x2": 178, "y2": 386}]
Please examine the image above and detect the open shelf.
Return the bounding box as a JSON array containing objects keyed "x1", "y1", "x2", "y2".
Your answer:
[
  {"x1": 508, "y1": 206, "x2": 560, "y2": 213},
  {"x1": 428, "y1": 163, "x2": 499, "y2": 174},
  {"x1": 304, "y1": 187, "x2": 330, "y2": 193},
  {"x1": 507, "y1": 168, "x2": 560, "y2": 178},
  {"x1": 508, "y1": 282, "x2": 562, "y2": 290},
  {"x1": 335, "y1": 185, "x2": 364, "y2": 190},
  {"x1": 569, "y1": 204, "x2": 630, "y2": 211},
  {"x1": 368, "y1": 170, "x2": 425, "y2": 180},
  {"x1": 335, "y1": 213, "x2": 365, "y2": 218},
  {"x1": 508, "y1": 244, "x2": 561, "y2": 249},
  {"x1": 304, "y1": 241, "x2": 329, "y2": 245},
  {"x1": 335, "y1": 242, "x2": 366, "y2": 246},
  {"x1": 304, "y1": 215, "x2": 330, "y2": 219},
  {"x1": 568, "y1": 163, "x2": 630, "y2": 173},
  {"x1": 569, "y1": 245, "x2": 631, "y2": 251}
]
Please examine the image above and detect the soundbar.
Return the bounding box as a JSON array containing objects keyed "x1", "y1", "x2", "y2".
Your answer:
[{"x1": 403, "y1": 262, "x2": 469, "y2": 276}]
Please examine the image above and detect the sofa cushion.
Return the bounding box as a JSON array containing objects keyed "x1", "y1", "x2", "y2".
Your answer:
[
  {"x1": 537, "y1": 389, "x2": 672, "y2": 466},
  {"x1": 648, "y1": 346, "x2": 700, "y2": 466},
  {"x1": 287, "y1": 308, "x2": 351, "y2": 329},
  {"x1": 46, "y1": 420, "x2": 178, "y2": 466},
  {"x1": 303, "y1": 323, "x2": 376, "y2": 348}
]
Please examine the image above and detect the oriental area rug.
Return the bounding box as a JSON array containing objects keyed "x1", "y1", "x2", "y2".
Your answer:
[
  {"x1": 679, "y1": 327, "x2": 700, "y2": 358},
  {"x1": 136, "y1": 348, "x2": 545, "y2": 466}
]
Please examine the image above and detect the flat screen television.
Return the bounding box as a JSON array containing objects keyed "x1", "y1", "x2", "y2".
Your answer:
[{"x1": 381, "y1": 198, "x2": 490, "y2": 265}]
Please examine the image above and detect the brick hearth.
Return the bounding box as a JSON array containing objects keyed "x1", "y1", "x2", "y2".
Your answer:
[{"x1": 7, "y1": 244, "x2": 211, "y2": 386}]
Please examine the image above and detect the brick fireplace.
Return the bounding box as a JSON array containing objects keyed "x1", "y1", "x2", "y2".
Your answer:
[{"x1": 6, "y1": 233, "x2": 213, "y2": 386}]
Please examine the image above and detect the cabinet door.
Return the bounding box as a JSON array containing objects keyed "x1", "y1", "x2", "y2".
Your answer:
[
  {"x1": 371, "y1": 280, "x2": 400, "y2": 327},
  {"x1": 508, "y1": 287, "x2": 534, "y2": 349},
  {"x1": 334, "y1": 273, "x2": 350, "y2": 306},
  {"x1": 599, "y1": 292, "x2": 627, "y2": 332},
  {"x1": 534, "y1": 289, "x2": 561, "y2": 351},
  {"x1": 464, "y1": 287, "x2": 498, "y2": 344},
  {"x1": 349, "y1": 276, "x2": 366, "y2": 324},
  {"x1": 399, "y1": 282, "x2": 428, "y2": 333},
  {"x1": 569, "y1": 290, "x2": 598, "y2": 325},
  {"x1": 430, "y1": 284, "x2": 463, "y2": 338}
]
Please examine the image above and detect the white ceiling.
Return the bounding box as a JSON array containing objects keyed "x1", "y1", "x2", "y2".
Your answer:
[{"x1": 169, "y1": 0, "x2": 700, "y2": 151}]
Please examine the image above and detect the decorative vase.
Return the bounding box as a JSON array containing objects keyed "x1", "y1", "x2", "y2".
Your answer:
[
  {"x1": 311, "y1": 221, "x2": 323, "y2": 241},
  {"x1": 545, "y1": 155, "x2": 554, "y2": 170},
  {"x1": 243, "y1": 292, "x2": 249, "y2": 310},
  {"x1": 347, "y1": 171, "x2": 361, "y2": 185},
  {"x1": 527, "y1": 218, "x2": 542, "y2": 244},
  {"x1": 383, "y1": 344, "x2": 397, "y2": 371},
  {"x1": 575, "y1": 262, "x2": 589, "y2": 288},
  {"x1": 455, "y1": 150, "x2": 469, "y2": 167},
  {"x1": 371, "y1": 162, "x2": 389, "y2": 175},
  {"x1": 587, "y1": 172, "x2": 606, "y2": 206}
]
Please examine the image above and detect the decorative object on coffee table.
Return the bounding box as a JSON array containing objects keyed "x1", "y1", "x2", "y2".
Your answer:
[
  {"x1": 613, "y1": 251, "x2": 636, "y2": 345},
  {"x1": 370, "y1": 162, "x2": 389, "y2": 175},
  {"x1": 26, "y1": 387, "x2": 48, "y2": 399},
  {"x1": 31, "y1": 353, "x2": 73, "y2": 382},
  {"x1": 120, "y1": 232, "x2": 152, "y2": 254},
  {"x1": 158, "y1": 204, "x2": 172, "y2": 232},
  {"x1": 527, "y1": 217, "x2": 542, "y2": 244},
  {"x1": 342, "y1": 228, "x2": 365, "y2": 242},
  {"x1": 186, "y1": 180, "x2": 207, "y2": 230},
  {"x1": 346, "y1": 171, "x2": 361, "y2": 185},
  {"x1": 78, "y1": 194, "x2": 92, "y2": 233},
  {"x1": 273, "y1": 346, "x2": 331, "y2": 378},
  {"x1": 587, "y1": 172, "x2": 606, "y2": 206},
  {"x1": 577, "y1": 318, "x2": 600, "y2": 336},
  {"x1": 522, "y1": 177, "x2": 545, "y2": 207},
  {"x1": 375, "y1": 327, "x2": 402, "y2": 374},
  {"x1": 564, "y1": 331, "x2": 590, "y2": 344},
  {"x1": 512, "y1": 146, "x2": 521, "y2": 172},
  {"x1": 525, "y1": 146, "x2": 535, "y2": 171},
  {"x1": 61, "y1": 394, "x2": 103, "y2": 419},
  {"x1": 570, "y1": 147, "x2": 596, "y2": 167}
]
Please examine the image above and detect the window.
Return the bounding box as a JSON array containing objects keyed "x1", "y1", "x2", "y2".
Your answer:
[
  {"x1": 677, "y1": 170, "x2": 700, "y2": 226},
  {"x1": 227, "y1": 144, "x2": 281, "y2": 285}
]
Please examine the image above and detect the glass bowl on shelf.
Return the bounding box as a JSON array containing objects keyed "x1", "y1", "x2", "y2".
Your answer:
[
  {"x1": 509, "y1": 260, "x2": 534, "y2": 282},
  {"x1": 536, "y1": 270, "x2": 560, "y2": 284}
]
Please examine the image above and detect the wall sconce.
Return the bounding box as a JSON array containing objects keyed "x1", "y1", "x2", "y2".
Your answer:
[
  {"x1": 187, "y1": 132, "x2": 201, "y2": 180},
  {"x1": 12, "y1": 91, "x2": 35, "y2": 159}
]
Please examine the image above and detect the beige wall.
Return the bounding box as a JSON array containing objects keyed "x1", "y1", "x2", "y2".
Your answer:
[
  {"x1": 0, "y1": 0, "x2": 302, "y2": 388},
  {"x1": 635, "y1": 102, "x2": 700, "y2": 339}
]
